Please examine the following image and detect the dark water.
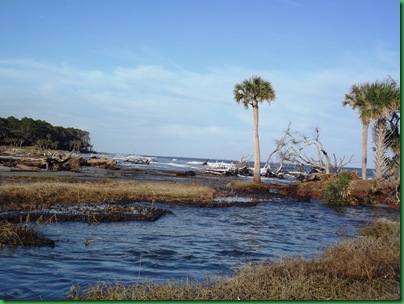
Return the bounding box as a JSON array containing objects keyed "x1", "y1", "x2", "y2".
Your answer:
[{"x1": 0, "y1": 198, "x2": 399, "y2": 300}]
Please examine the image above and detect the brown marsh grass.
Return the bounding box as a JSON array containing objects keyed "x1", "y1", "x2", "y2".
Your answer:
[
  {"x1": 68, "y1": 219, "x2": 400, "y2": 300},
  {"x1": 0, "y1": 216, "x2": 55, "y2": 246},
  {"x1": 0, "y1": 180, "x2": 215, "y2": 211}
]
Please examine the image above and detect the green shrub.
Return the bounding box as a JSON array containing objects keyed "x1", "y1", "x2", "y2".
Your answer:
[{"x1": 322, "y1": 171, "x2": 354, "y2": 205}]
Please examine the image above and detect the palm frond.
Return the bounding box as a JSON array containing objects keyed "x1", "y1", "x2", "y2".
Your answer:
[{"x1": 233, "y1": 76, "x2": 276, "y2": 109}]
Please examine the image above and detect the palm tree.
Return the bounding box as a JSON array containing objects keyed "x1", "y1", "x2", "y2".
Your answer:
[
  {"x1": 342, "y1": 83, "x2": 372, "y2": 180},
  {"x1": 366, "y1": 78, "x2": 400, "y2": 180},
  {"x1": 234, "y1": 76, "x2": 276, "y2": 182},
  {"x1": 343, "y1": 78, "x2": 400, "y2": 180}
]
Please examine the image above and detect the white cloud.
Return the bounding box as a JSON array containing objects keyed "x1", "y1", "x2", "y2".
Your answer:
[{"x1": 0, "y1": 56, "x2": 398, "y2": 162}]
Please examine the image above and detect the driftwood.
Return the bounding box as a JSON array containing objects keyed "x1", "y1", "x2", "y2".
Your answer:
[
  {"x1": 15, "y1": 164, "x2": 41, "y2": 172},
  {"x1": 0, "y1": 147, "x2": 117, "y2": 172},
  {"x1": 86, "y1": 158, "x2": 118, "y2": 170}
]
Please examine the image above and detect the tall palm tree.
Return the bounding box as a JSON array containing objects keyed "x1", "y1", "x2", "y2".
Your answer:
[
  {"x1": 366, "y1": 78, "x2": 400, "y2": 180},
  {"x1": 342, "y1": 83, "x2": 372, "y2": 180},
  {"x1": 234, "y1": 76, "x2": 276, "y2": 182}
]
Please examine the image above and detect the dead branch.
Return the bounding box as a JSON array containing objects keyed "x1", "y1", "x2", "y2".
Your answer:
[{"x1": 269, "y1": 123, "x2": 354, "y2": 174}]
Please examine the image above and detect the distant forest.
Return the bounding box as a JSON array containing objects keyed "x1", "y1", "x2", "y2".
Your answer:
[{"x1": 0, "y1": 116, "x2": 93, "y2": 152}]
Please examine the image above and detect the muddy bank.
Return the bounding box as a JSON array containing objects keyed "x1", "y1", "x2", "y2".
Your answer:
[
  {"x1": 0, "y1": 220, "x2": 56, "y2": 247},
  {"x1": 0, "y1": 162, "x2": 398, "y2": 208},
  {"x1": 0, "y1": 165, "x2": 378, "y2": 207},
  {"x1": 277, "y1": 175, "x2": 400, "y2": 208},
  {"x1": 0, "y1": 205, "x2": 173, "y2": 223},
  {"x1": 0, "y1": 165, "x2": 285, "y2": 204}
]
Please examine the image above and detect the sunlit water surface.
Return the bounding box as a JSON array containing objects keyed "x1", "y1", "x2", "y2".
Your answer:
[{"x1": 0, "y1": 199, "x2": 399, "y2": 300}]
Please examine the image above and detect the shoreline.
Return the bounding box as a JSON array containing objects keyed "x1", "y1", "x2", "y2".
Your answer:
[
  {"x1": 0, "y1": 164, "x2": 299, "y2": 226},
  {"x1": 0, "y1": 145, "x2": 399, "y2": 209},
  {"x1": 0, "y1": 164, "x2": 399, "y2": 208},
  {"x1": 0, "y1": 162, "x2": 280, "y2": 192},
  {"x1": 0, "y1": 165, "x2": 286, "y2": 201}
]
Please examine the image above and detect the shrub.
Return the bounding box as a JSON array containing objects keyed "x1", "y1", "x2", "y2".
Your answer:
[{"x1": 322, "y1": 171, "x2": 355, "y2": 205}]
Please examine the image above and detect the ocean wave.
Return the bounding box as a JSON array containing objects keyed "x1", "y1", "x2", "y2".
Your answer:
[{"x1": 186, "y1": 161, "x2": 205, "y2": 165}]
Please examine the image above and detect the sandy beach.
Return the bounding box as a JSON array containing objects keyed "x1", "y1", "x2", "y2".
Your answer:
[{"x1": 0, "y1": 159, "x2": 265, "y2": 196}]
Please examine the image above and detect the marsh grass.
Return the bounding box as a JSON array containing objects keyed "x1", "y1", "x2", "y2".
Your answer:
[
  {"x1": 0, "y1": 217, "x2": 55, "y2": 246},
  {"x1": 68, "y1": 219, "x2": 400, "y2": 300},
  {"x1": 0, "y1": 180, "x2": 215, "y2": 211}
]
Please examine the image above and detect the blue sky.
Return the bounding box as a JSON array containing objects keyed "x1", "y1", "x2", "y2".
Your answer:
[{"x1": 0, "y1": 0, "x2": 400, "y2": 166}]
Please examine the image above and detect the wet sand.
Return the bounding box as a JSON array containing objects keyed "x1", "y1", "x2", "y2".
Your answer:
[{"x1": 0, "y1": 165, "x2": 245, "y2": 192}]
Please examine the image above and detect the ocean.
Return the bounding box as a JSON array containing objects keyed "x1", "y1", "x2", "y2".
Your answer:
[{"x1": 84, "y1": 152, "x2": 375, "y2": 179}]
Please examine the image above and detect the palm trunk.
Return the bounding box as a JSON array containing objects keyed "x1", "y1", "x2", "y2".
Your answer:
[
  {"x1": 253, "y1": 104, "x2": 261, "y2": 183},
  {"x1": 373, "y1": 119, "x2": 388, "y2": 180},
  {"x1": 361, "y1": 122, "x2": 369, "y2": 180}
]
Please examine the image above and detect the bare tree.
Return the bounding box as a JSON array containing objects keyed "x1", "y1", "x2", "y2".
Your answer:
[
  {"x1": 237, "y1": 152, "x2": 252, "y2": 168},
  {"x1": 269, "y1": 124, "x2": 353, "y2": 174},
  {"x1": 264, "y1": 122, "x2": 293, "y2": 175}
]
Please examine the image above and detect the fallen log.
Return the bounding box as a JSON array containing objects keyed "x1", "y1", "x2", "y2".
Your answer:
[
  {"x1": 64, "y1": 157, "x2": 83, "y2": 172},
  {"x1": 0, "y1": 148, "x2": 74, "y2": 172},
  {"x1": 0, "y1": 147, "x2": 120, "y2": 172},
  {"x1": 15, "y1": 164, "x2": 41, "y2": 171},
  {"x1": 86, "y1": 158, "x2": 118, "y2": 169}
]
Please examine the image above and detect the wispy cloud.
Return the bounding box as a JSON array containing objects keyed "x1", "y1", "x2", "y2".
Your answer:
[{"x1": 0, "y1": 55, "x2": 398, "y2": 160}]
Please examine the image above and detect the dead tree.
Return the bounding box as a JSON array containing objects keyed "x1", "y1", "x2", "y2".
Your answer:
[
  {"x1": 264, "y1": 122, "x2": 293, "y2": 175},
  {"x1": 271, "y1": 124, "x2": 354, "y2": 174},
  {"x1": 235, "y1": 152, "x2": 253, "y2": 176},
  {"x1": 236, "y1": 152, "x2": 252, "y2": 167}
]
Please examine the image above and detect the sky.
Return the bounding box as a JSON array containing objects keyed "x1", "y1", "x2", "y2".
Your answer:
[{"x1": 0, "y1": 0, "x2": 400, "y2": 167}]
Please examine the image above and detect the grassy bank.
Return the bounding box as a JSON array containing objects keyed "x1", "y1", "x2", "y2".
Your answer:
[
  {"x1": 0, "y1": 219, "x2": 55, "y2": 246},
  {"x1": 0, "y1": 179, "x2": 215, "y2": 210},
  {"x1": 68, "y1": 219, "x2": 400, "y2": 300}
]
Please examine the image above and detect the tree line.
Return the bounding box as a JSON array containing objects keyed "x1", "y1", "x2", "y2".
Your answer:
[{"x1": 0, "y1": 116, "x2": 93, "y2": 152}]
